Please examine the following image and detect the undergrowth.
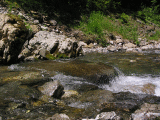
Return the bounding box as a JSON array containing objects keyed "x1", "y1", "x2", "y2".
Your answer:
[{"x1": 78, "y1": 11, "x2": 139, "y2": 46}]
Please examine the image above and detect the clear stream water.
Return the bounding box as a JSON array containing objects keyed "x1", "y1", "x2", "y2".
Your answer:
[{"x1": 1, "y1": 50, "x2": 160, "y2": 97}]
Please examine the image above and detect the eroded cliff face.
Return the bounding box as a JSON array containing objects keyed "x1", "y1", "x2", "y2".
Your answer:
[{"x1": 0, "y1": 13, "x2": 29, "y2": 64}]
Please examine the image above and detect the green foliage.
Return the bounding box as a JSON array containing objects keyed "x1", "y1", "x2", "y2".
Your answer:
[
  {"x1": 86, "y1": 0, "x2": 121, "y2": 13},
  {"x1": 6, "y1": 0, "x2": 43, "y2": 12},
  {"x1": 85, "y1": 11, "x2": 104, "y2": 35},
  {"x1": 24, "y1": 22, "x2": 32, "y2": 31},
  {"x1": 79, "y1": 12, "x2": 139, "y2": 46},
  {"x1": 56, "y1": 53, "x2": 69, "y2": 59},
  {"x1": 120, "y1": 13, "x2": 130, "y2": 24},
  {"x1": 46, "y1": 54, "x2": 56, "y2": 60},
  {"x1": 137, "y1": 0, "x2": 160, "y2": 26},
  {"x1": 148, "y1": 30, "x2": 160, "y2": 40}
]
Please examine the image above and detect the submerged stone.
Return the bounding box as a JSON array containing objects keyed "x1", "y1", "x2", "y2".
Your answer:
[
  {"x1": 0, "y1": 82, "x2": 41, "y2": 105},
  {"x1": 0, "y1": 71, "x2": 48, "y2": 85}
]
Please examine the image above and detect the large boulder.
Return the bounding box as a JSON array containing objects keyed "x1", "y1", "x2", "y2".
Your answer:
[
  {"x1": 19, "y1": 31, "x2": 83, "y2": 61},
  {"x1": 0, "y1": 13, "x2": 29, "y2": 64}
]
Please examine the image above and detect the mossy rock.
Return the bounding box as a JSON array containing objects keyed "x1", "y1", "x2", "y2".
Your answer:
[{"x1": 0, "y1": 71, "x2": 48, "y2": 85}]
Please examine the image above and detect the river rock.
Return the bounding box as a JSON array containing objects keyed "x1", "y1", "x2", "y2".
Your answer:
[
  {"x1": 107, "y1": 45, "x2": 117, "y2": 52},
  {"x1": 62, "y1": 90, "x2": 79, "y2": 98},
  {"x1": 49, "y1": 60, "x2": 118, "y2": 84},
  {"x1": 141, "y1": 83, "x2": 156, "y2": 95},
  {"x1": 123, "y1": 43, "x2": 136, "y2": 49},
  {"x1": 0, "y1": 13, "x2": 29, "y2": 64},
  {"x1": 131, "y1": 112, "x2": 160, "y2": 120},
  {"x1": 46, "y1": 113, "x2": 70, "y2": 120},
  {"x1": 0, "y1": 82, "x2": 41, "y2": 104},
  {"x1": 0, "y1": 70, "x2": 48, "y2": 85},
  {"x1": 95, "y1": 111, "x2": 121, "y2": 120},
  {"x1": 38, "y1": 80, "x2": 64, "y2": 99}
]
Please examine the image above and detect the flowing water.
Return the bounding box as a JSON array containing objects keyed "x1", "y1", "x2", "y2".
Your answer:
[
  {"x1": 79, "y1": 51, "x2": 160, "y2": 96},
  {"x1": 1, "y1": 50, "x2": 160, "y2": 96},
  {"x1": 1, "y1": 50, "x2": 160, "y2": 119}
]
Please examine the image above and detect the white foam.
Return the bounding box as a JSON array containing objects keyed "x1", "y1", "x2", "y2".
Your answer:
[
  {"x1": 8, "y1": 64, "x2": 26, "y2": 71},
  {"x1": 51, "y1": 74, "x2": 93, "y2": 90},
  {"x1": 100, "y1": 75, "x2": 160, "y2": 96}
]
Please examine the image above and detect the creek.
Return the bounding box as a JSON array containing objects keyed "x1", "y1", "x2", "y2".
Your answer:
[{"x1": 0, "y1": 50, "x2": 160, "y2": 119}]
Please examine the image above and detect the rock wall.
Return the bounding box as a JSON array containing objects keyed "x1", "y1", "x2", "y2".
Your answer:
[
  {"x1": 18, "y1": 31, "x2": 83, "y2": 61},
  {"x1": 0, "y1": 13, "x2": 29, "y2": 64}
]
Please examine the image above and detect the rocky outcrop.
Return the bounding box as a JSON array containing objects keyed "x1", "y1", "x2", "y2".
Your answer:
[
  {"x1": 18, "y1": 31, "x2": 83, "y2": 61},
  {"x1": 0, "y1": 13, "x2": 29, "y2": 64}
]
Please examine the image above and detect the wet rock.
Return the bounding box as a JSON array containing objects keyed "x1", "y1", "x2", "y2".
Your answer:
[
  {"x1": 79, "y1": 90, "x2": 114, "y2": 106},
  {"x1": 76, "y1": 84, "x2": 99, "y2": 93},
  {"x1": 141, "y1": 83, "x2": 156, "y2": 95},
  {"x1": 134, "y1": 103, "x2": 160, "y2": 113},
  {"x1": 103, "y1": 92, "x2": 145, "y2": 113},
  {"x1": 38, "y1": 80, "x2": 64, "y2": 99},
  {"x1": 39, "y1": 94, "x2": 55, "y2": 103},
  {"x1": 46, "y1": 113, "x2": 70, "y2": 120},
  {"x1": 34, "y1": 60, "x2": 118, "y2": 85},
  {"x1": 62, "y1": 90, "x2": 79, "y2": 98},
  {"x1": 95, "y1": 111, "x2": 121, "y2": 120},
  {"x1": 1, "y1": 71, "x2": 47, "y2": 85},
  {"x1": 55, "y1": 61, "x2": 117, "y2": 84},
  {"x1": 0, "y1": 82, "x2": 41, "y2": 104},
  {"x1": 100, "y1": 101, "x2": 139, "y2": 113}
]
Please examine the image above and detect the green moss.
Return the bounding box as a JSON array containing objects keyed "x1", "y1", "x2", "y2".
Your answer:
[
  {"x1": 34, "y1": 57, "x2": 39, "y2": 61},
  {"x1": 56, "y1": 53, "x2": 69, "y2": 59},
  {"x1": 46, "y1": 53, "x2": 56, "y2": 60}
]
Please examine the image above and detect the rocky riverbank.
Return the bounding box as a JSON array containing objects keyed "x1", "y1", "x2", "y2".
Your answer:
[
  {"x1": 1, "y1": 3, "x2": 160, "y2": 64},
  {"x1": 1, "y1": 3, "x2": 160, "y2": 120}
]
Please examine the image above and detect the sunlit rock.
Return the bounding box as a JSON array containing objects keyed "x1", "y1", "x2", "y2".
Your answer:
[
  {"x1": 0, "y1": 13, "x2": 29, "y2": 64},
  {"x1": 95, "y1": 111, "x2": 121, "y2": 120},
  {"x1": 38, "y1": 80, "x2": 64, "y2": 99},
  {"x1": 46, "y1": 113, "x2": 70, "y2": 120},
  {"x1": 62, "y1": 90, "x2": 79, "y2": 98}
]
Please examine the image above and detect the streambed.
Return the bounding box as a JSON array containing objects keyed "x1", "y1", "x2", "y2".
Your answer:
[{"x1": 0, "y1": 50, "x2": 160, "y2": 119}]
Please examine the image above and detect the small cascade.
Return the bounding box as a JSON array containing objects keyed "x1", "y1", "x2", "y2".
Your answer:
[{"x1": 100, "y1": 67, "x2": 160, "y2": 96}]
